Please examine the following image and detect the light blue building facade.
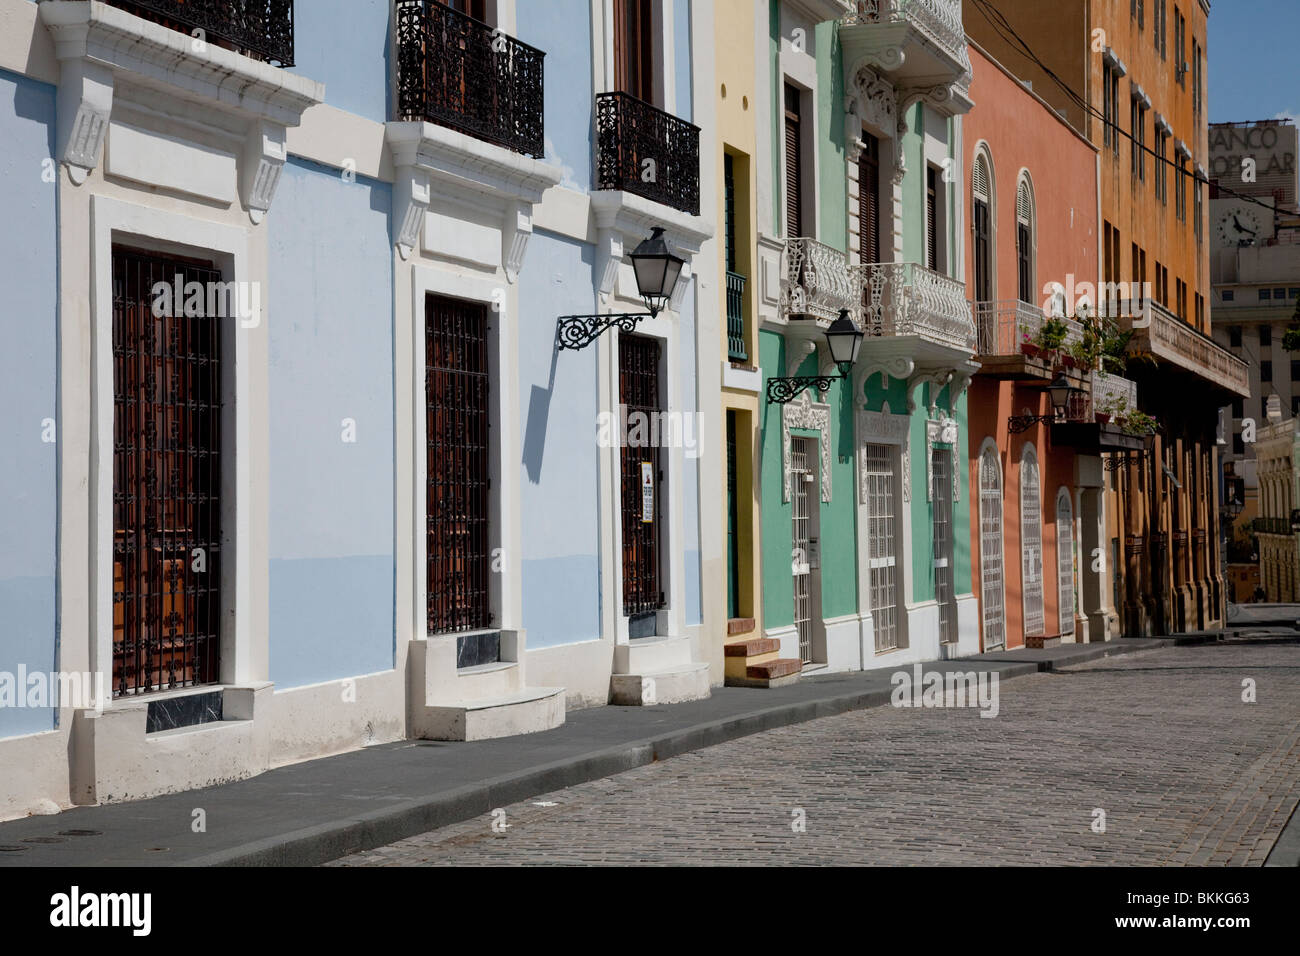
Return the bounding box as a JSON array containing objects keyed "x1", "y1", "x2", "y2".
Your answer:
[{"x1": 0, "y1": 0, "x2": 719, "y2": 818}]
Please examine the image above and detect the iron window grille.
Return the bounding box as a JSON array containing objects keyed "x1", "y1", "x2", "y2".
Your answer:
[
  {"x1": 426, "y1": 294, "x2": 493, "y2": 634},
  {"x1": 105, "y1": 0, "x2": 295, "y2": 66},
  {"x1": 112, "y1": 247, "x2": 223, "y2": 697},
  {"x1": 595, "y1": 91, "x2": 700, "y2": 216},
  {"x1": 394, "y1": 0, "x2": 546, "y2": 158}
]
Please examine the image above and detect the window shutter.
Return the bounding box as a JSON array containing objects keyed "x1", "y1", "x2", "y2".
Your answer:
[
  {"x1": 784, "y1": 83, "x2": 802, "y2": 237},
  {"x1": 858, "y1": 133, "x2": 880, "y2": 264}
]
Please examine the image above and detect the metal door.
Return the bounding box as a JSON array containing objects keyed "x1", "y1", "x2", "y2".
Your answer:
[
  {"x1": 1021, "y1": 449, "x2": 1045, "y2": 636},
  {"x1": 791, "y1": 438, "x2": 814, "y2": 664},
  {"x1": 978, "y1": 446, "x2": 1006, "y2": 651},
  {"x1": 1057, "y1": 489, "x2": 1076, "y2": 637},
  {"x1": 932, "y1": 447, "x2": 957, "y2": 644},
  {"x1": 620, "y1": 334, "x2": 663, "y2": 618},
  {"x1": 863, "y1": 443, "x2": 898, "y2": 652}
]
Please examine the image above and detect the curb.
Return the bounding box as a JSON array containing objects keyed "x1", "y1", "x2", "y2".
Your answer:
[
  {"x1": 195, "y1": 659, "x2": 1054, "y2": 866},
  {"x1": 1265, "y1": 796, "x2": 1300, "y2": 866}
]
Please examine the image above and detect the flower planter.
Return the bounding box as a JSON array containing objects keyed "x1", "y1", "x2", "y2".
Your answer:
[
  {"x1": 1020, "y1": 342, "x2": 1041, "y2": 359},
  {"x1": 1095, "y1": 413, "x2": 1111, "y2": 425}
]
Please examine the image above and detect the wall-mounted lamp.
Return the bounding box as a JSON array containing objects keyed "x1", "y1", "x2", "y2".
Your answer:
[
  {"x1": 1007, "y1": 375, "x2": 1082, "y2": 433},
  {"x1": 556, "y1": 227, "x2": 684, "y2": 350},
  {"x1": 765, "y1": 309, "x2": 865, "y2": 404}
]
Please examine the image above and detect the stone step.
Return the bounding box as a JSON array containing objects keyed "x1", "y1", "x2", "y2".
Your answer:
[
  {"x1": 723, "y1": 637, "x2": 781, "y2": 657},
  {"x1": 613, "y1": 635, "x2": 693, "y2": 675},
  {"x1": 416, "y1": 686, "x2": 565, "y2": 741},
  {"x1": 725, "y1": 657, "x2": 802, "y2": 689},
  {"x1": 452, "y1": 660, "x2": 522, "y2": 698},
  {"x1": 610, "y1": 662, "x2": 711, "y2": 706},
  {"x1": 1026, "y1": 635, "x2": 1063, "y2": 649}
]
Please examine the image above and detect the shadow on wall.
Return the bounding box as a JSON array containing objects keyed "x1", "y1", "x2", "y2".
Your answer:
[{"x1": 523, "y1": 342, "x2": 560, "y2": 484}]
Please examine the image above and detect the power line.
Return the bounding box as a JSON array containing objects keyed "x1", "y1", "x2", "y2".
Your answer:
[{"x1": 969, "y1": 0, "x2": 1287, "y2": 219}]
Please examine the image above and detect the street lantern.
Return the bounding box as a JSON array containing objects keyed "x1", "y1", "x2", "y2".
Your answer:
[
  {"x1": 556, "y1": 226, "x2": 684, "y2": 350},
  {"x1": 628, "y1": 226, "x2": 685, "y2": 318},
  {"x1": 1008, "y1": 374, "x2": 1084, "y2": 433},
  {"x1": 825, "y1": 309, "x2": 865, "y2": 375},
  {"x1": 766, "y1": 309, "x2": 864, "y2": 404},
  {"x1": 1046, "y1": 375, "x2": 1074, "y2": 418}
]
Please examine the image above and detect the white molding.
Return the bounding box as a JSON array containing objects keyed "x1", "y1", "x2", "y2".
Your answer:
[
  {"x1": 924, "y1": 411, "x2": 960, "y2": 503},
  {"x1": 39, "y1": 0, "x2": 322, "y2": 217},
  {"x1": 589, "y1": 189, "x2": 713, "y2": 300},
  {"x1": 385, "y1": 121, "x2": 562, "y2": 269},
  {"x1": 88, "y1": 194, "x2": 254, "y2": 704},
  {"x1": 857, "y1": 408, "x2": 911, "y2": 505},
  {"x1": 782, "y1": 391, "x2": 832, "y2": 504}
]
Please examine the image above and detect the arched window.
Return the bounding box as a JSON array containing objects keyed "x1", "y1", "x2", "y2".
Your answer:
[
  {"x1": 978, "y1": 441, "x2": 1006, "y2": 651},
  {"x1": 1020, "y1": 444, "x2": 1044, "y2": 637},
  {"x1": 1056, "y1": 488, "x2": 1076, "y2": 637},
  {"x1": 972, "y1": 148, "x2": 994, "y2": 305},
  {"x1": 1016, "y1": 174, "x2": 1035, "y2": 305}
]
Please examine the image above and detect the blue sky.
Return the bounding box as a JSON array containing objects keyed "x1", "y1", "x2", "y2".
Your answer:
[{"x1": 1209, "y1": 0, "x2": 1300, "y2": 124}]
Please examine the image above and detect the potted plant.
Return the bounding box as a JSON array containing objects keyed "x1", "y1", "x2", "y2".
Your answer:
[
  {"x1": 1019, "y1": 326, "x2": 1041, "y2": 359},
  {"x1": 1116, "y1": 407, "x2": 1159, "y2": 437}
]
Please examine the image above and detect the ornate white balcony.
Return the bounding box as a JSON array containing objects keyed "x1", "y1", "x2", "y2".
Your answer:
[
  {"x1": 859, "y1": 261, "x2": 976, "y2": 356},
  {"x1": 1090, "y1": 369, "x2": 1137, "y2": 413},
  {"x1": 841, "y1": 0, "x2": 972, "y2": 113},
  {"x1": 1121, "y1": 300, "x2": 1250, "y2": 397},
  {"x1": 780, "y1": 237, "x2": 858, "y2": 324}
]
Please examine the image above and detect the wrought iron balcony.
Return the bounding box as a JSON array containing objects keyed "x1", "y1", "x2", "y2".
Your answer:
[
  {"x1": 103, "y1": 0, "x2": 295, "y2": 66},
  {"x1": 727, "y1": 271, "x2": 748, "y2": 363},
  {"x1": 395, "y1": 0, "x2": 545, "y2": 158},
  {"x1": 595, "y1": 91, "x2": 700, "y2": 216},
  {"x1": 859, "y1": 261, "x2": 976, "y2": 353},
  {"x1": 841, "y1": 0, "x2": 970, "y2": 92},
  {"x1": 1120, "y1": 299, "x2": 1250, "y2": 396},
  {"x1": 781, "y1": 238, "x2": 858, "y2": 324},
  {"x1": 1090, "y1": 369, "x2": 1137, "y2": 414},
  {"x1": 973, "y1": 299, "x2": 1083, "y2": 356}
]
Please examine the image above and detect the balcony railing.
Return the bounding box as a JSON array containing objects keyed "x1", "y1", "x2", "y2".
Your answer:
[
  {"x1": 844, "y1": 0, "x2": 970, "y2": 73},
  {"x1": 1091, "y1": 369, "x2": 1137, "y2": 413},
  {"x1": 595, "y1": 91, "x2": 700, "y2": 215},
  {"x1": 395, "y1": 0, "x2": 545, "y2": 158},
  {"x1": 859, "y1": 262, "x2": 976, "y2": 352},
  {"x1": 781, "y1": 238, "x2": 858, "y2": 324},
  {"x1": 1121, "y1": 299, "x2": 1250, "y2": 396},
  {"x1": 1253, "y1": 517, "x2": 1291, "y2": 536},
  {"x1": 105, "y1": 0, "x2": 295, "y2": 66},
  {"x1": 726, "y1": 271, "x2": 748, "y2": 363},
  {"x1": 973, "y1": 299, "x2": 1085, "y2": 356}
]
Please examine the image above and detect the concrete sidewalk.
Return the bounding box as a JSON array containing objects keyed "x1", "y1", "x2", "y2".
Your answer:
[{"x1": 0, "y1": 635, "x2": 1209, "y2": 867}]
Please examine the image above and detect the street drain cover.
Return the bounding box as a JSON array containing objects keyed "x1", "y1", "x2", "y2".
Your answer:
[
  {"x1": 21, "y1": 837, "x2": 66, "y2": 844},
  {"x1": 58, "y1": 829, "x2": 103, "y2": 837},
  {"x1": 0, "y1": 845, "x2": 29, "y2": 852}
]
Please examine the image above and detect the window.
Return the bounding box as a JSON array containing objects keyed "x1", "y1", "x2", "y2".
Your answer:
[
  {"x1": 1291, "y1": 360, "x2": 1300, "y2": 382},
  {"x1": 926, "y1": 165, "x2": 939, "y2": 271},
  {"x1": 1105, "y1": 66, "x2": 1121, "y2": 156},
  {"x1": 426, "y1": 294, "x2": 493, "y2": 636},
  {"x1": 1232, "y1": 396, "x2": 1243, "y2": 418},
  {"x1": 112, "y1": 246, "x2": 223, "y2": 696},
  {"x1": 1193, "y1": 38, "x2": 1202, "y2": 112},
  {"x1": 726, "y1": 411, "x2": 739, "y2": 619},
  {"x1": 1136, "y1": 0, "x2": 1144, "y2": 30},
  {"x1": 1290, "y1": 288, "x2": 1300, "y2": 299},
  {"x1": 1262, "y1": 360, "x2": 1273, "y2": 381},
  {"x1": 1175, "y1": 156, "x2": 1187, "y2": 220},
  {"x1": 1260, "y1": 325, "x2": 1272, "y2": 347},
  {"x1": 1020, "y1": 446, "x2": 1045, "y2": 637},
  {"x1": 1195, "y1": 293, "x2": 1203, "y2": 330},
  {"x1": 864, "y1": 444, "x2": 899, "y2": 653},
  {"x1": 1017, "y1": 176, "x2": 1034, "y2": 303},
  {"x1": 1175, "y1": 7, "x2": 1186, "y2": 85},
  {"x1": 1131, "y1": 98, "x2": 1141, "y2": 179},
  {"x1": 932, "y1": 447, "x2": 957, "y2": 644},
  {"x1": 1156, "y1": 0, "x2": 1166, "y2": 56},
  {"x1": 1155, "y1": 130, "x2": 1168, "y2": 203},
  {"x1": 1233, "y1": 433, "x2": 1245, "y2": 456},
  {"x1": 859, "y1": 133, "x2": 881, "y2": 265},
  {"x1": 1293, "y1": 395, "x2": 1300, "y2": 418},
  {"x1": 978, "y1": 444, "x2": 1005, "y2": 652},
  {"x1": 1194, "y1": 171, "x2": 1203, "y2": 241},
  {"x1": 1223, "y1": 289, "x2": 1235, "y2": 302},
  {"x1": 1261, "y1": 289, "x2": 1272, "y2": 301},
  {"x1": 972, "y1": 149, "x2": 992, "y2": 302},
  {"x1": 1275, "y1": 288, "x2": 1287, "y2": 299},
  {"x1": 614, "y1": 0, "x2": 655, "y2": 102},
  {"x1": 1056, "y1": 489, "x2": 1075, "y2": 638},
  {"x1": 1228, "y1": 326, "x2": 1241, "y2": 347},
  {"x1": 783, "y1": 82, "x2": 803, "y2": 237}
]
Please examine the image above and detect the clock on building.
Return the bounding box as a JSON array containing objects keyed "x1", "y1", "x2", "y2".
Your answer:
[{"x1": 1216, "y1": 205, "x2": 1262, "y2": 247}]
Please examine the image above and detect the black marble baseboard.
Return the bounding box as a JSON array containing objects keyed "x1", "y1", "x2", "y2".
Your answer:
[
  {"x1": 146, "y1": 690, "x2": 223, "y2": 734},
  {"x1": 628, "y1": 613, "x2": 658, "y2": 639},
  {"x1": 456, "y1": 631, "x2": 501, "y2": 668}
]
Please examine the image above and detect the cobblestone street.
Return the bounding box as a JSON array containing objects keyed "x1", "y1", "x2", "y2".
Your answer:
[{"x1": 329, "y1": 643, "x2": 1300, "y2": 866}]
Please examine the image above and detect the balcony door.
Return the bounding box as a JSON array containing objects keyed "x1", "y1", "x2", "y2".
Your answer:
[
  {"x1": 791, "y1": 437, "x2": 821, "y2": 664},
  {"x1": 1020, "y1": 445, "x2": 1045, "y2": 637},
  {"x1": 112, "y1": 246, "x2": 222, "y2": 697},
  {"x1": 614, "y1": 0, "x2": 654, "y2": 103},
  {"x1": 858, "y1": 133, "x2": 881, "y2": 265},
  {"x1": 978, "y1": 445, "x2": 1006, "y2": 651},
  {"x1": 932, "y1": 447, "x2": 957, "y2": 644},
  {"x1": 1057, "y1": 489, "x2": 1076, "y2": 638},
  {"x1": 972, "y1": 153, "x2": 992, "y2": 302},
  {"x1": 446, "y1": 0, "x2": 486, "y2": 19},
  {"x1": 784, "y1": 82, "x2": 803, "y2": 238}
]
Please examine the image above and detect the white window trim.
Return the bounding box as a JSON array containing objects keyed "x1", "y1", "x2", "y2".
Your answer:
[
  {"x1": 971, "y1": 140, "x2": 996, "y2": 302},
  {"x1": 408, "y1": 263, "x2": 522, "y2": 643},
  {"x1": 90, "y1": 194, "x2": 255, "y2": 703}
]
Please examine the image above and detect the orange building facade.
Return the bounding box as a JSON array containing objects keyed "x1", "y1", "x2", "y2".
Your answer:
[
  {"x1": 963, "y1": 43, "x2": 1106, "y2": 650},
  {"x1": 966, "y1": 0, "x2": 1249, "y2": 637}
]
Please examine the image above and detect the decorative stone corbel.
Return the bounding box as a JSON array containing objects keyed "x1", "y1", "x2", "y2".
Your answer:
[
  {"x1": 669, "y1": 260, "x2": 693, "y2": 311},
  {"x1": 241, "y1": 121, "x2": 287, "y2": 225},
  {"x1": 906, "y1": 368, "x2": 953, "y2": 414},
  {"x1": 786, "y1": 338, "x2": 817, "y2": 378},
  {"x1": 856, "y1": 356, "x2": 915, "y2": 395},
  {"x1": 54, "y1": 60, "x2": 113, "y2": 185},
  {"x1": 392, "y1": 166, "x2": 430, "y2": 261},
  {"x1": 595, "y1": 227, "x2": 624, "y2": 300},
  {"x1": 503, "y1": 200, "x2": 533, "y2": 283}
]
